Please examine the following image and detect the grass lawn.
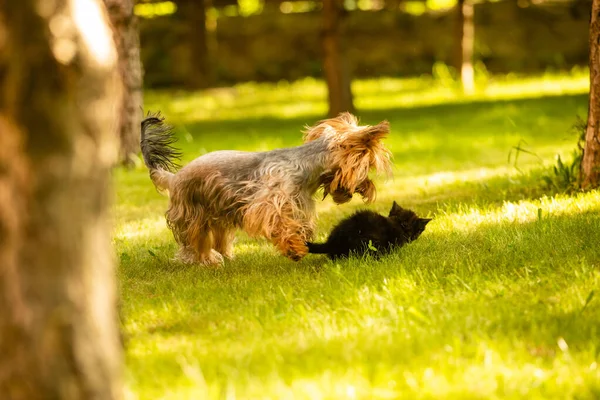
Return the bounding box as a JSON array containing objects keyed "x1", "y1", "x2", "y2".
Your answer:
[{"x1": 116, "y1": 70, "x2": 600, "y2": 399}]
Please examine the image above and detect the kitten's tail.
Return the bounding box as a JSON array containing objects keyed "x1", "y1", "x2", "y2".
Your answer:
[{"x1": 306, "y1": 242, "x2": 330, "y2": 254}]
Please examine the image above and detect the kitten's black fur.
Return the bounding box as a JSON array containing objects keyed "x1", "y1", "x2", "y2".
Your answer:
[{"x1": 307, "y1": 201, "x2": 431, "y2": 259}]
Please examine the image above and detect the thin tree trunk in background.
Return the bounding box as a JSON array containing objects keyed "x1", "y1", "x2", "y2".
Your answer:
[
  {"x1": 322, "y1": 0, "x2": 355, "y2": 117},
  {"x1": 178, "y1": 0, "x2": 211, "y2": 89},
  {"x1": 264, "y1": 0, "x2": 284, "y2": 13},
  {"x1": 385, "y1": 0, "x2": 403, "y2": 12},
  {"x1": 582, "y1": 0, "x2": 600, "y2": 189},
  {"x1": 104, "y1": 0, "x2": 143, "y2": 166},
  {"x1": 0, "y1": 0, "x2": 123, "y2": 398},
  {"x1": 455, "y1": 0, "x2": 475, "y2": 94}
]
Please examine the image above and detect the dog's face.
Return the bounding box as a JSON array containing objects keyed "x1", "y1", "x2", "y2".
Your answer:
[
  {"x1": 319, "y1": 172, "x2": 377, "y2": 204},
  {"x1": 305, "y1": 112, "x2": 392, "y2": 204},
  {"x1": 319, "y1": 172, "x2": 353, "y2": 203}
]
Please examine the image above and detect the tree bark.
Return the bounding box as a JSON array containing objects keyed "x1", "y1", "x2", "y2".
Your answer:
[
  {"x1": 455, "y1": 0, "x2": 475, "y2": 94},
  {"x1": 177, "y1": 0, "x2": 211, "y2": 89},
  {"x1": 582, "y1": 0, "x2": 600, "y2": 189},
  {"x1": 104, "y1": 0, "x2": 143, "y2": 166},
  {"x1": 322, "y1": 0, "x2": 355, "y2": 117},
  {"x1": 0, "y1": 0, "x2": 123, "y2": 398}
]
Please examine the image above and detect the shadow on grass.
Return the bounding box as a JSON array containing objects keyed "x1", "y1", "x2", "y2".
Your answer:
[{"x1": 166, "y1": 94, "x2": 588, "y2": 130}]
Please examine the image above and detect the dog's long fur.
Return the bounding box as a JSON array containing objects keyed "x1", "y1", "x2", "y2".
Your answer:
[{"x1": 141, "y1": 111, "x2": 392, "y2": 265}]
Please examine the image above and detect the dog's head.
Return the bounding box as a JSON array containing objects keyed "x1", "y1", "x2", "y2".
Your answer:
[{"x1": 304, "y1": 112, "x2": 392, "y2": 204}]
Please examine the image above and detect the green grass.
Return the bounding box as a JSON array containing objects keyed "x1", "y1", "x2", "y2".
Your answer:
[{"x1": 117, "y1": 71, "x2": 600, "y2": 399}]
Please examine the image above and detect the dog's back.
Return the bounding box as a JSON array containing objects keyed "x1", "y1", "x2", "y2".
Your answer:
[{"x1": 182, "y1": 150, "x2": 263, "y2": 181}]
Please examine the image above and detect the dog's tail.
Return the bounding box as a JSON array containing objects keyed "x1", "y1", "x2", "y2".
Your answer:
[
  {"x1": 306, "y1": 241, "x2": 331, "y2": 255},
  {"x1": 140, "y1": 112, "x2": 182, "y2": 193}
]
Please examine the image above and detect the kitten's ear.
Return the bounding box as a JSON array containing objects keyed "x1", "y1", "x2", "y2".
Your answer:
[
  {"x1": 389, "y1": 201, "x2": 402, "y2": 216},
  {"x1": 418, "y1": 218, "x2": 432, "y2": 229}
]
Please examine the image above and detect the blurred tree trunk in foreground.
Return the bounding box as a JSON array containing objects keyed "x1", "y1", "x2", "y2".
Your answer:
[
  {"x1": 104, "y1": 0, "x2": 143, "y2": 166},
  {"x1": 176, "y1": 0, "x2": 211, "y2": 89},
  {"x1": 322, "y1": 0, "x2": 355, "y2": 117},
  {"x1": 0, "y1": 0, "x2": 123, "y2": 398},
  {"x1": 455, "y1": 0, "x2": 475, "y2": 94},
  {"x1": 582, "y1": 0, "x2": 600, "y2": 188}
]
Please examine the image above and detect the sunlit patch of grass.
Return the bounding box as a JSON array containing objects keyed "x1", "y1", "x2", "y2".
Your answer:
[
  {"x1": 437, "y1": 191, "x2": 600, "y2": 232},
  {"x1": 118, "y1": 72, "x2": 600, "y2": 399}
]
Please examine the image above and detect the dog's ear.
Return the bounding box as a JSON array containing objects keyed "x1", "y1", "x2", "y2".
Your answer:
[
  {"x1": 346, "y1": 120, "x2": 392, "y2": 177},
  {"x1": 360, "y1": 120, "x2": 390, "y2": 145},
  {"x1": 369, "y1": 121, "x2": 392, "y2": 176},
  {"x1": 357, "y1": 178, "x2": 376, "y2": 203}
]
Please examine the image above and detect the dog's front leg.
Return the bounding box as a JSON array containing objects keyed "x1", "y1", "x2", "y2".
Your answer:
[
  {"x1": 270, "y1": 211, "x2": 311, "y2": 261},
  {"x1": 242, "y1": 189, "x2": 312, "y2": 261}
]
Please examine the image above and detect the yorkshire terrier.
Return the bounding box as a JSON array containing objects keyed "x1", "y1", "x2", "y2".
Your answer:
[{"x1": 140, "y1": 112, "x2": 392, "y2": 265}]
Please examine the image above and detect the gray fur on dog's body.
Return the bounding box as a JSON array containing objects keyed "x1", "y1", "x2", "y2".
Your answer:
[
  {"x1": 184, "y1": 139, "x2": 328, "y2": 188},
  {"x1": 173, "y1": 140, "x2": 330, "y2": 227},
  {"x1": 141, "y1": 112, "x2": 392, "y2": 265}
]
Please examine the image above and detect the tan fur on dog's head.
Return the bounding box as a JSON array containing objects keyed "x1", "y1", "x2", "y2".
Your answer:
[{"x1": 304, "y1": 112, "x2": 392, "y2": 203}]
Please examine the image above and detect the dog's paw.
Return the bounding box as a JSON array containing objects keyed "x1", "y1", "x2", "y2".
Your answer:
[
  {"x1": 201, "y1": 250, "x2": 224, "y2": 266},
  {"x1": 222, "y1": 251, "x2": 235, "y2": 260}
]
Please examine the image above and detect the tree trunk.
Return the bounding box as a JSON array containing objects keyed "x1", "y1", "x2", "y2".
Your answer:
[
  {"x1": 582, "y1": 0, "x2": 600, "y2": 189},
  {"x1": 104, "y1": 0, "x2": 144, "y2": 166},
  {"x1": 178, "y1": 0, "x2": 211, "y2": 89},
  {"x1": 385, "y1": 0, "x2": 403, "y2": 12},
  {"x1": 455, "y1": 0, "x2": 475, "y2": 94},
  {"x1": 263, "y1": 0, "x2": 284, "y2": 13},
  {"x1": 322, "y1": 0, "x2": 355, "y2": 117},
  {"x1": 0, "y1": 0, "x2": 123, "y2": 398}
]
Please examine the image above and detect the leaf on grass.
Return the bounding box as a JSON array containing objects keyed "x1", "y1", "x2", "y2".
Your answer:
[
  {"x1": 367, "y1": 240, "x2": 378, "y2": 252},
  {"x1": 581, "y1": 290, "x2": 595, "y2": 313},
  {"x1": 407, "y1": 306, "x2": 431, "y2": 325},
  {"x1": 557, "y1": 155, "x2": 564, "y2": 170},
  {"x1": 541, "y1": 176, "x2": 553, "y2": 186}
]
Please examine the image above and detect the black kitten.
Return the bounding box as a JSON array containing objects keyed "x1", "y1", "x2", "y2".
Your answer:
[{"x1": 307, "y1": 201, "x2": 431, "y2": 259}]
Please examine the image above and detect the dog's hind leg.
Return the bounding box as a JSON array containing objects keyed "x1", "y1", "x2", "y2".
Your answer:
[
  {"x1": 213, "y1": 227, "x2": 236, "y2": 260},
  {"x1": 175, "y1": 225, "x2": 223, "y2": 266},
  {"x1": 166, "y1": 194, "x2": 223, "y2": 266},
  {"x1": 194, "y1": 228, "x2": 224, "y2": 266}
]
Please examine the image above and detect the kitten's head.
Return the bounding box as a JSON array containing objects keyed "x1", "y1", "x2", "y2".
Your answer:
[{"x1": 388, "y1": 201, "x2": 432, "y2": 241}]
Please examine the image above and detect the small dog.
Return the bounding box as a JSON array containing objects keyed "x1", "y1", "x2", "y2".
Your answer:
[{"x1": 140, "y1": 112, "x2": 392, "y2": 265}]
